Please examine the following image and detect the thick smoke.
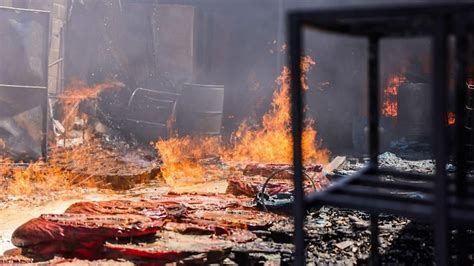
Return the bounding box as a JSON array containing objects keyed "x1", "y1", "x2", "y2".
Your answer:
[{"x1": 65, "y1": 0, "x2": 455, "y2": 153}]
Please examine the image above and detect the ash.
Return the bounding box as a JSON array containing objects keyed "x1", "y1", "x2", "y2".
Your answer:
[{"x1": 306, "y1": 153, "x2": 434, "y2": 265}]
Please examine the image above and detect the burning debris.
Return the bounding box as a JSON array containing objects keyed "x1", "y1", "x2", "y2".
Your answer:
[{"x1": 382, "y1": 74, "x2": 405, "y2": 118}]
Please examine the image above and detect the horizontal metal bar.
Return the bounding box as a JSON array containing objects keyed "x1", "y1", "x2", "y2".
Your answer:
[
  {"x1": 376, "y1": 167, "x2": 433, "y2": 181},
  {"x1": 124, "y1": 119, "x2": 166, "y2": 127},
  {"x1": 305, "y1": 166, "x2": 371, "y2": 204},
  {"x1": 335, "y1": 184, "x2": 432, "y2": 205},
  {"x1": 355, "y1": 175, "x2": 434, "y2": 193},
  {"x1": 306, "y1": 192, "x2": 432, "y2": 221},
  {"x1": 0, "y1": 5, "x2": 50, "y2": 13},
  {"x1": 0, "y1": 84, "x2": 47, "y2": 90},
  {"x1": 291, "y1": 3, "x2": 474, "y2": 23}
]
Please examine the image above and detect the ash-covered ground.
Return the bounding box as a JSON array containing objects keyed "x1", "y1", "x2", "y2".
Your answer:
[{"x1": 2, "y1": 150, "x2": 470, "y2": 265}]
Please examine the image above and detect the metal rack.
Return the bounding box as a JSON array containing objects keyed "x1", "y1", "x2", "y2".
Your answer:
[
  {"x1": 0, "y1": 6, "x2": 50, "y2": 159},
  {"x1": 288, "y1": 3, "x2": 474, "y2": 265}
]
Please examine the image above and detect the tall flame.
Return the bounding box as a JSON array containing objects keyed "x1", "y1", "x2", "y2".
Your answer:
[
  {"x1": 225, "y1": 56, "x2": 328, "y2": 164},
  {"x1": 154, "y1": 56, "x2": 328, "y2": 186},
  {"x1": 382, "y1": 74, "x2": 405, "y2": 117}
]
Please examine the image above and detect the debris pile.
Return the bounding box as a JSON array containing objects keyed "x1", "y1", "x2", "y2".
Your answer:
[{"x1": 10, "y1": 193, "x2": 283, "y2": 264}]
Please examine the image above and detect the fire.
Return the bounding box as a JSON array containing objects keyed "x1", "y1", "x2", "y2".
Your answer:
[
  {"x1": 382, "y1": 74, "x2": 405, "y2": 117},
  {"x1": 448, "y1": 112, "x2": 456, "y2": 125},
  {"x1": 225, "y1": 56, "x2": 328, "y2": 164},
  {"x1": 155, "y1": 136, "x2": 223, "y2": 186},
  {"x1": 0, "y1": 80, "x2": 122, "y2": 196},
  {"x1": 59, "y1": 80, "x2": 119, "y2": 137},
  {"x1": 154, "y1": 56, "x2": 328, "y2": 186}
]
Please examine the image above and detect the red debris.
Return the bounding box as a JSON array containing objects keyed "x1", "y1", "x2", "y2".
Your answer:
[
  {"x1": 64, "y1": 199, "x2": 186, "y2": 220},
  {"x1": 104, "y1": 231, "x2": 232, "y2": 263},
  {"x1": 149, "y1": 192, "x2": 254, "y2": 211},
  {"x1": 12, "y1": 214, "x2": 163, "y2": 259},
  {"x1": 185, "y1": 209, "x2": 280, "y2": 229}
]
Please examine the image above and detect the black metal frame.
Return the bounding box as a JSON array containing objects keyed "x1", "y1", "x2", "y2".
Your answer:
[
  {"x1": 288, "y1": 3, "x2": 474, "y2": 265},
  {"x1": 0, "y1": 6, "x2": 50, "y2": 159}
]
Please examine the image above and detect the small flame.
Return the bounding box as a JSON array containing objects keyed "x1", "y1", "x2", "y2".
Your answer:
[
  {"x1": 448, "y1": 112, "x2": 456, "y2": 125},
  {"x1": 59, "y1": 80, "x2": 119, "y2": 137},
  {"x1": 382, "y1": 74, "x2": 406, "y2": 117}
]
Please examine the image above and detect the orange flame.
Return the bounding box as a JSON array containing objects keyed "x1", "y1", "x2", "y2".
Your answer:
[
  {"x1": 382, "y1": 74, "x2": 405, "y2": 117},
  {"x1": 59, "y1": 80, "x2": 119, "y2": 137},
  {"x1": 155, "y1": 136, "x2": 223, "y2": 186},
  {"x1": 448, "y1": 112, "x2": 456, "y2": 126},
  {"x1": 154, "y1": 56, "x2": 328, "y2": 186},
  {"x1": 0, "y1": 80, "x2": 122, "y2": 196},
  {"x1": 225, "y1": 56, "x2": 329, "y2": 164}
]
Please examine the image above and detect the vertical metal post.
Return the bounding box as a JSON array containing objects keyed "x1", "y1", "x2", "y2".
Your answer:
[
  {"x1": 370, "y1": 215, "x2": 379, "y2": 265},
  {"x1": 288, "y1": 14, "x2": 305, "y2": 266},
  {"x1": 455, "y1": 21, "x2": 468, "y2": 197},
  {"x1": 42, "y1": 12, "x2": 50, "y2": 160},
  {"x1": 433, "y1": 17, "x2": 449, "y2": 266},
  {"x1": 454, "y1": 18, "x2": 468, "y2": 265},
  {"x1": 368, "y1": 36, "x2": 379, "y2": 169},
  {"x1": 368, "y1": 36, "x2": 380, "y2": 265}
]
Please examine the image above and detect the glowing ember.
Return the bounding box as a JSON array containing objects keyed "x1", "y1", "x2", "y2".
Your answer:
[
  {"x1": 448, "y1": 112, "x2": 456, "y2": 125},
  {"x1": 382, "y1": 74, "x2": 406, "y2": 117},
  {"x1": 225, "y1": 56, "x2": 328, "y2": 164}
]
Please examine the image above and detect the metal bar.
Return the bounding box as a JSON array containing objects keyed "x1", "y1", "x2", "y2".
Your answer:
[
  {"x1": 0, "y1": 84, "x2": 47, "y2": 90},
  {"x1": 432, "y1": 16, "x2": 449, "y2": 266},
  {"x1": 308, "y1": 193, "x2": 432, "y2": 220},
  {"x1": 41, "y1": 12, "x2": 50, "y2": 160},
  {"x1": 376, "y1": 168, "x2": 433, "y2": 181},
  {"x1": 370, "y1": 215, "x2": 379, "y2": 265},
  {"x1": 454, "y1": 20, "x2": 468, "y2": 197},
  {"x1": 0, "y1": 5, "x2": 50, "y2": 13},
  {"x1": 48, "y1": 58, "x2": 64, "y2": 68},
  {"x1": 355, "y1": 176, "x2": 433, "y2": 192},
  {"x1": 368, "y1": 36, "x2": 380, "y2": 168},
  {"x1": 454, "y1": 21, "x2": 469, "y2": 264},
  {"x1": 336, "y1": 185, "x2": 432, "y2": 204},
  {"x1": 295, "y1": 3, "x2": 474, "y2": 26},
  {"x1": 288, "y1": 13, "x2": 305, "y2": 266}
]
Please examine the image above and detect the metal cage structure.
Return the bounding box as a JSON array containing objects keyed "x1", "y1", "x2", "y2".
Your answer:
[
  {"x1": 0, "y1": 6, "x2": 50, "y2": 159},
  {"x1": 288, "y1": 3, "x2": 474, "y2": 265}
]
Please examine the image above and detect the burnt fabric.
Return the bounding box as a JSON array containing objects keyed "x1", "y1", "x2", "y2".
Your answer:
[
  {"x1": 104, "y1": 231, "x2": 232, "y2": 263},
  {"x1": 228, "y1": 171, "x2": 329, "y2": 197},
  {"x1": 12, "y1": 214, "x2": 163, "y2": 259},
  {"x1": 64, "y1": 199, "x2": 185, "y2": 220}
]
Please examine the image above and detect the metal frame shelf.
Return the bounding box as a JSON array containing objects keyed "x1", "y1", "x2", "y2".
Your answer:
[{"x1": 288, "y1": 3, "x2": 474, "y2": 265}]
